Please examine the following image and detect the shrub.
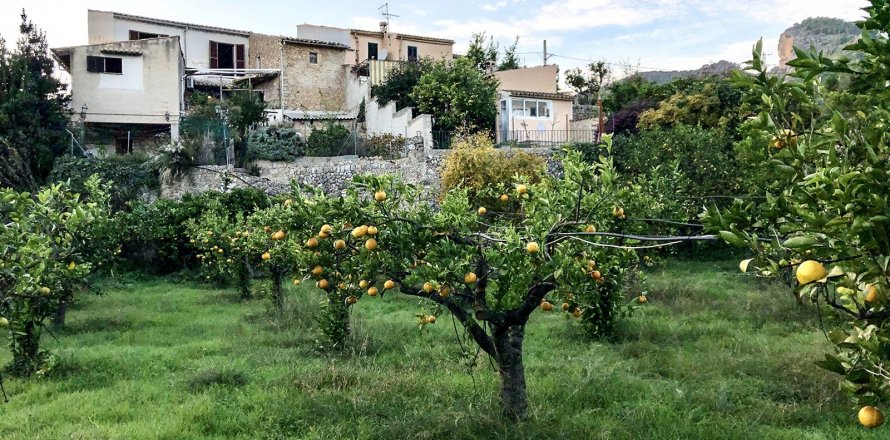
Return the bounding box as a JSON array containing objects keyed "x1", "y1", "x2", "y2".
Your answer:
[
  {"x1": 121, "y1": 188, "x2": 269, "y2": 273},
  {"x1": 49, "y1": 155, "x2": 161, "y2": 211},
  {"x1": 306, "y1": 122, "x2": 351, "y2": 157},
  {"x1": 611, "y1": 126, "x2": 740, "y2": 199},
  {"x1": 440, "y1": 133, "x2": 546, "y2": 206},
  {"x1": 246, "y1": 125, "x2": 305, "y2": 162}
]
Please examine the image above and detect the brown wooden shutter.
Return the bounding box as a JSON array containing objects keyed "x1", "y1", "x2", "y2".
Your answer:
[
  {"x1": 235, "y1": 44, "x2": 245, "y2": 69},
  {"x1": 129, "y1": 30, "x2": 140, "y2": 40},
  {"x1": 209, "y1": 41, "x2": 219, "y2": 68}
]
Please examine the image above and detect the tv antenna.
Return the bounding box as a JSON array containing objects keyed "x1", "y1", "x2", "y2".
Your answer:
[{"x1": 379, "y1": 3, "x2": 399, "y2": 24}]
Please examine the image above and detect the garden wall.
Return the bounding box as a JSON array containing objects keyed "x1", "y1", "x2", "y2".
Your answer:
[{"x1": 160, "y1": 140, "x2": 559, "y2": 199}]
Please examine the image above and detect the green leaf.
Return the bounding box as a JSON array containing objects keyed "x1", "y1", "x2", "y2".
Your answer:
[
  {"x1": 782, "y1": 236, "x2": 818, "y2": 249},
  {"x1": 814, "y1": 354, "x2": 846, "y2": 375},
  {"x1": 719, "y1": 231, "x2": 747, "y2": 247}
]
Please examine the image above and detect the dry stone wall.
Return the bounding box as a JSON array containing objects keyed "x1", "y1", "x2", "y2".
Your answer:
[{"x1": 160, "y1": 140, "x2": 559, "y2": 199}]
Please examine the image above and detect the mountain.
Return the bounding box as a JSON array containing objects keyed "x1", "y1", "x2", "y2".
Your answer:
[
  {"x1": 777, "y1": 17, "x2": 861, "y2": 70},
  {"x1": 638, "y1": 60, "x2": 740, "y2": 84}
]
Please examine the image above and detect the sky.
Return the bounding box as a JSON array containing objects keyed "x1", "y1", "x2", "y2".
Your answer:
[{"x1": 0, "y1": 0, "x2": 870, "y2": 75}]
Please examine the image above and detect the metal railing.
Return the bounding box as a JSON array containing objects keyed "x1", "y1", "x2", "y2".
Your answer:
[
  {"x1": 498, "y1": 130, "x2": 598, "y2": 147},
  {"x1": 431, "y1": 131, "x2": 455, "y2": 150}
]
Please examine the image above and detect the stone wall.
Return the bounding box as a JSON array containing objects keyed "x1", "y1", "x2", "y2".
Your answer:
[
  {"x1": 248, "y1": 33, "x2": 347, "y2": 111},
  {"x1": 160, "y1": 140, "x2": 559, "y2": 199}
]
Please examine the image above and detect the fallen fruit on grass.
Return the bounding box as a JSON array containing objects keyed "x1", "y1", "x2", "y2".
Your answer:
[
  {"x1": 858, "y1": 406, "x2": 884, "y2": 428},
  {"x1": 426, "y1": 315, "x2": 437, "y2": 324},
  {"x1": 367, "y1": 287, "x2": 379, "y2": 297},
  {"x1": 540, "y1": 301, "x2": 553, "y2": 312},
  {"x1": 638, "y1": 295, "x2": 648, "y2": 304}
]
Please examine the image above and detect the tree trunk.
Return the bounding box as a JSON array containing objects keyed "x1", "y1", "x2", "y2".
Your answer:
[
  {"x1": 493, "y1": 324, "x2": 528, "y2": 420},
  {"x1": 271, "y1": 268, "x2": 284, "y2": 313},
  {"x1": 237, "y1": 258, "x2": 251, "y2": 301},
  {"x1": 9, "y1": 320, "x2": 41, "y2": 376},
  {"x1": 52, "y1": 300, "x2": 69, "y2": 327}
]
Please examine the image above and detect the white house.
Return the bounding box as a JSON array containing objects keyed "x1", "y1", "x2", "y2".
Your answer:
[
  {"x1": 53, "y1": 37, "x2": 185, "y2": 154},
  {"x1": 87, "y1": 10, "x2": 250, "y2": 70}
]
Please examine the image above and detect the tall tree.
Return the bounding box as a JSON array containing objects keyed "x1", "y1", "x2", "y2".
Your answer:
[
  {"x1": 0, "y1": 11, "x2": 71, "y2": 191},
  {"x1": 465, "y1": 32, "x2": 498, "y2": 72},
  {"x1": 411, "y1": 57, "x2": 499, "y2": 131},
  {"x1": 497, "y1": 36, "x2": 521, "y2": 71}
]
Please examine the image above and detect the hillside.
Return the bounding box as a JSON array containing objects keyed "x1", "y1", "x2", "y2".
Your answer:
[
  {"x1": 638, "y1": 60, "x2": 740, "y2": 84},
  {"x1": 777, "y1": 17, "x2": 861, "y2": 69}
]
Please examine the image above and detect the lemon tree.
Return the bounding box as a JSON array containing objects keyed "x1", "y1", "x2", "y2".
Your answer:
[
  {"x1": 269, "y1": 146, "x2": 659, "y2": 419},
  {"x1": 0, "y1": 179, "x2": 107, "y2": 376},
  {"x1": 706, "y1": 2, "x2": 890, "y2": 409}
]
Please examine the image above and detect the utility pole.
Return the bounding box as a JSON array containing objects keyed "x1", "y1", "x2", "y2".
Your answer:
[{"x1": 544, "y1": 40, "x2": 547, "y2": 66}]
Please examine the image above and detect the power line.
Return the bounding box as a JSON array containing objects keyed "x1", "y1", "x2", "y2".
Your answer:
[{"x1": 515, "y1": 51, "x2": 696, "y2": 72}]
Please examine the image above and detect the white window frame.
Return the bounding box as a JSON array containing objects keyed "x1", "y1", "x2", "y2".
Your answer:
[{"x1": 509, "y1": 98, "x2": 552, "y2": 119}]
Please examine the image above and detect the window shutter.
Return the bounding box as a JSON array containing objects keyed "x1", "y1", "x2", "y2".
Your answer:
[
  {"x1": 235, "y1": 44, "x2": 245, "y2": 69},
  {"x1": 129, "y1": 30, "x2": 140, "y2": 40},
  {"x1": 209, "y1": 41, "x2": 219, "y2": 68}
]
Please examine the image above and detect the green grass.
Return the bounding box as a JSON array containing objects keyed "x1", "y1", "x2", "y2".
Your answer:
[{"x1": 0, "y1": 258, "x2": 885, "y2": 439}]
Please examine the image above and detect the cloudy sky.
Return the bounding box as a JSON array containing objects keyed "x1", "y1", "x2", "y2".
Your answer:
[{"x1": 0, "y1": 0, "x2": 869, "y2": 73}]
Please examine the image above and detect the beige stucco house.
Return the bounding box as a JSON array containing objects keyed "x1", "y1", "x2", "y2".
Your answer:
[
  {"x1": 52, "y1": 37, "x2": 184, "y2": 154},
  {"x1": 297, "y1": 22, "x2": 454, "y2": 65},
  {"x1": 491, "y1": 65, "x2": 576, "y2": 145}
]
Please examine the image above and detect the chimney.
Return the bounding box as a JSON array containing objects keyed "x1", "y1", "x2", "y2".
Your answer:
[{"x1": 379, "y1": 21, "x2": 388, "y2": 34}]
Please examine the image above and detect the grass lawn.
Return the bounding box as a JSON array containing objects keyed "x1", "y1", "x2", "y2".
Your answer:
[{"x1": 0, "y1": 257, "x2": 885, "y2": 439}]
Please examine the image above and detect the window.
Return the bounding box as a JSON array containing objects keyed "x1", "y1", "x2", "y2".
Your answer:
[
  {"x1": 209, "y1": 41, "x2": 245, "y2": 69},
  {"x1": 368, "y1": 42, "x2": 378, "y2": 60},
  {"x1": 510, "y1": 99, "x2": 551, "y2": 118},
  {"x1": 129, "y1": 30, "x2": 167, "y2": 40},
  {"x1": 407, "y1": 45, "x2": 418, "y2": 61},
  {"x1": 86, "y1": 56, "x2": 123, "y2": 74},
  {"x1": 309, "y1": 52, "x2": 318, "y2": 64}
]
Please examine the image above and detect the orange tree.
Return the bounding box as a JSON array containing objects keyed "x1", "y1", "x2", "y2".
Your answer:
[
  {"x1": 186, "y1": 205, "x2": 253, "y2": 301},
  {"x1": 705, "y1": 1, "x2": 890, "y2": 411},
  {"x1": 272, "y1": 146, "x2": 673, "y2": 419},
  {"x1": 0, "y1": 177, "x2": 108, "y2": 376}
]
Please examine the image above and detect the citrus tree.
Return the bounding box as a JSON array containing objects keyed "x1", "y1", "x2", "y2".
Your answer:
[
  {"x1": 270, "y1": 144, "x2": 663, "y2": 419},
  {"x1": 0, "y1": 178, "x2": 107, "y2": 376},
  {"x1": 186, "y1": 206, "x2": 253, "y2": 301},
  {"x1": 705, "y1": 2, "x2": 890, "y2": 421}
]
